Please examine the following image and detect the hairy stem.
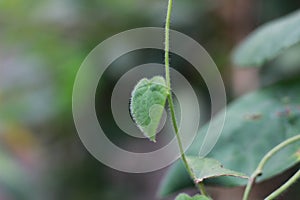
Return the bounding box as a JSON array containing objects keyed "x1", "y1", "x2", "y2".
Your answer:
[
  {"x1": 243, "y1": 134, "x2": 300, "y2": 200},
  {"x1": 265, "y1": 169, "x2": 300, "y2": 200},
  {"x1": 197, "y1": 182, "x2": 208, "y2": 196},
  {"x1": 167, "y1": 87, "x2": 208, "y2": 196},
  {"x1": 167, "y1": 95, "x2": 193, "y2": 177},
  {"x1": 164, "y1": 0, "x2": 208, "y2": 196},
  {"x1": 165, "y1": 0, "x2": 172, "y2": 88}
]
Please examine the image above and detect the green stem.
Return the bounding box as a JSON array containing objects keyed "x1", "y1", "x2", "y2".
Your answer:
[
  {"x1": 265, "y1": 169, "x2": 300, "y2": 200},
  {"x1": 167, "y1": 95, "x2": 193, "y2": 177},
  {"x1": 167, "y1": 89, "x2": 208, "y2": 196},
  {"x1": 243, "y1": 134, "x2": 300, "y2": 200},
  {"x1": 165, "y1": 0, "x2": 172, "y2": 89},
  {"x1": 164, "y1": 0, "x2": 208, "y2": 196},
  {"x1": 197, "y1": 182, "x2": 208, "y2": 196}
]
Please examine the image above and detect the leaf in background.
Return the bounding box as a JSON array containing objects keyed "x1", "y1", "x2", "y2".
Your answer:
[
  {"x1": 175, "y1": 193, "x2": 211, "y2": 200},
  {"x1": 232, "y1": 9, "x2": 300, "y2": 67},
  {"x1": 130, "y1": 76, "x2": 168, "y2": 142},
  {"x1": 159, "y1": 78, "x2": 300, "y2": 196},
  {"x1": 186, "y1": 156, "x2": 248, "y2": 183}
]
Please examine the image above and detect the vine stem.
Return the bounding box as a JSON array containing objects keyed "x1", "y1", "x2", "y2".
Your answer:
[
  {"x1": 167, "y1": 96, "x2": 192, "y2": 177},
  {"x1": 265, "y1": 169, "x2": 300, "y2": 200},
  {"x1": 164, "y1": 0, "x2": 172, "y2": 89},
  {"x1": 164, "y1": 0, "x2": 208, "y2": 196},
  {"x1": 242, "y1": 134, "x2": 300, "y2": 200}
]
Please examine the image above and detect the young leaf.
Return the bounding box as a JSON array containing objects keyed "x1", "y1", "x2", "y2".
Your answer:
[
  {"x1": 232, "y1": 9, "x2": 300, "y2": 67},
  {"x1": 175, "y1": 193, "x2": 211, "y2": 200},
  {"x1": 186, "y1": 156, "x2": 248, "y2": 183},
  {"x1": 159, "y1": 78, "x2": 300, "y2": 196},
  {"x1": 130, "y1": 76, "x2": 169, "y2": 142}
]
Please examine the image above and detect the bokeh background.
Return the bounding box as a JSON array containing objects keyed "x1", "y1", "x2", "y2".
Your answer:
[{"x1": 1, "y1": 0, "x2": 300, "y2": 200}]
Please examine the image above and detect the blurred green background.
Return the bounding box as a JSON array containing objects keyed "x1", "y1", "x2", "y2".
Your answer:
[{"x1": 0, "y1": 0, "x2": 300, "y2": 200}]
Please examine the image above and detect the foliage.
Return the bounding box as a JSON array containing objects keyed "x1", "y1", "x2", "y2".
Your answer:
[
  {"x1": 130, "y1": 76, "x2": 168, "y2": 142},
  {"x1": 1, "y1": 0, "x2": 300, "y2": 200},
  {"x1": 185, "y1": 156, "x2": 248, "y2": 183},
  {"x1": 159, "y1": 6, "x2": 300, "y2": 200},
  {"x1": 233, "y1": 9, "x2": 300, "y2": 67},
  {"x1": 160, "y1": 78, "x2": 300, "y2": 195},
  {"x1": 175, "y1": 193, "x2": 211, "y2": 200}
]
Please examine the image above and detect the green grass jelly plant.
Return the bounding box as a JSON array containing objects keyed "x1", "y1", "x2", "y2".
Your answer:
[{"x1": 130, "y1": 1, "x2": 300, "y2": 199}]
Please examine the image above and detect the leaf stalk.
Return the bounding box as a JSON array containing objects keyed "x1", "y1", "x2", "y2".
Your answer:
[{"x1": 243, "y1": 134, "x2": 300, "y2": 200}]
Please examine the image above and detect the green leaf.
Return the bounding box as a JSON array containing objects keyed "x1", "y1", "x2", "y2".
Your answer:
[
  {"x1": 175, "y1": 193, "x2": 211, "y2": 200},
  {"x1": 130, "y1": 76, "x2": 169, "y2": 142},
  {"x1": 186, "y1": 156, "x2": 248, "y2": 183},
  {"x1": 232, "y1": 9, "x2": 300, "y2": 67},
  {"x1": 160, "y1": 78, "x2": 300, "y2": 196}
]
